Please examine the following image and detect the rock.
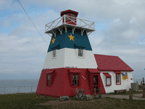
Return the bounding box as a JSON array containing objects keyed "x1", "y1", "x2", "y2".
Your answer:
[
  {"x1": 76, "y1": 91, "x2": 85, "y2": 99},
  {"x1": 60, "y1": 95, "x2": 69, "y2": 101},
  {"x1": 85, "y1": 95, "x2": 91, "y2": 101}
]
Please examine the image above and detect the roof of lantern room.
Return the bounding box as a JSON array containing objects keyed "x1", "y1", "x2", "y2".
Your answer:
[{"x1": 60, "y1": 9, "x2": 79, "y2": 16}]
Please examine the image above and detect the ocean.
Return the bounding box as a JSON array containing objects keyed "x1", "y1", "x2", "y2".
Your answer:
[
  {"x1": 0, "y1": 79, "x2": 39, "y2": 94},
  {"x1": 0, "y1": 78, "x2": 143, "y2": 95}
]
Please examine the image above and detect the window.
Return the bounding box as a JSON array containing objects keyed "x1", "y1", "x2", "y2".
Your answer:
[
  {"x1": 103, "y1": 73, "x2": 111, "y2": 86},
  {"x1": 69, "y1": 69, "x2": 80, "y2": 87},
  {"x1": 72, "y1": 75, "x2": 79, "y2": 86},
  {"x1": 116, "y1": 74, "x2": 121, "y2": 85},
  {"x1": 46, "y1": 69, "x2": 55, "y2": 87},
  {"x1": 47, "y1": 74, "x2": 51, "y2": 86},
  {"x1": 65, "y1": 14, "x2": 69, "y2": 21},
  {"x1": 106, "y1": 77, "x2": 111, "y2": 86},
  {"x1": 71, "y1": 14, "x2": 75, "y2": 21},
  {"x1": 78, "y1": 49, "x2": 83, "y2": 57},
  {"x1": 53, "y1": 50, "x2": 56, "y2": 57}
]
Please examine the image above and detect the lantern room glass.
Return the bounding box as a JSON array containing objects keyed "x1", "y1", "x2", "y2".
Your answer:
[{"x1": 71, "y1": 14, "x2": 75, "y2": 21}]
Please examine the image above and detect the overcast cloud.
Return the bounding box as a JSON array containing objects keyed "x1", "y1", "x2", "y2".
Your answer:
[{"x1": 0, "y1": 0, "x2": 145, "y2": 80}]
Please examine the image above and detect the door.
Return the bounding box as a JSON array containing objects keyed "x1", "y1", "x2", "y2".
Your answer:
[{"x1": 92, "y1": 75, "x2": 99, "y2": 93}]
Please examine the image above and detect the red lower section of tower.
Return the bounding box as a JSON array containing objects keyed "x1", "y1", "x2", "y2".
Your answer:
[{"x1": 36, "y1": 68, "x2": 106, "y2": 97}]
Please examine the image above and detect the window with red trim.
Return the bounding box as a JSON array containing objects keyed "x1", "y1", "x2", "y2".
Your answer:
[
  {"x1": 72, "y1": 74, "x2": 79, "y2": 86},
  {"x1": 47, "y1": 74, "x2": 51, "y2": 86},
  {"x1": 103, "y1": 73, "x2": 111, "y2": 86},
  {"x1": 116, "y1": 73, "x2": 121, "y2": 85},
  {"x1": 106, "y1": 77, "x2": 111, "y2": 86}
]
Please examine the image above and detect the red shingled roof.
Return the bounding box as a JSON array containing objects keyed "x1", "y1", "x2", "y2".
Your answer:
[{"x1": 94, "y1": 54, "x2": 133, "y2": 71}]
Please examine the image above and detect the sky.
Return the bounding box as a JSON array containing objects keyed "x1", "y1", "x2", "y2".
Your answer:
[{"x1": 0, "y1": 0, "x2": 145, "y2": 80}]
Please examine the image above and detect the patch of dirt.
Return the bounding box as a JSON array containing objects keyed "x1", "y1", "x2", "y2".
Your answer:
[{"x1": 39, "y1": 99, "x2": 96, "y2": 106}]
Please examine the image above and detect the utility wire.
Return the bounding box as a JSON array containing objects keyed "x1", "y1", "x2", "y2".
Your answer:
[{"x1": 16, "y1": 0, "x2": 48, "y2": 46}]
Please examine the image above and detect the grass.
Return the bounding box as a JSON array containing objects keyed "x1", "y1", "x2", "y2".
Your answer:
[{"x1": 0, "y1": 92, "x2": 145, "y2": 109}]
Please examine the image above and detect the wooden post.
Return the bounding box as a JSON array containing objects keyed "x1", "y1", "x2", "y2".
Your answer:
[
  {"x1": 143, "y1": 85, "x2": 145, "y2": 97},
  {"x1": 136, "y1": 81, "x2": 139, "y2": 91},
  {"x1": 76, "y1": 88, "x2": 78, "y2": 95},
  {"x1": 129, "y1": 88, "x2": 133, "y2": 100},
  {"x1": 99, "y1": 88, "x2": 101, "y2": 98},
  {"x1": 81, "y1": 88, "x2": 84, "y2": 92},
  {"x1": 141, "y1": 81, "x2": 143, "y2": 86},
  {"x1": 94, "y1": 88, "x2": 96, "y2": 98},
  {"x1": 117, "y1": 91, "x2": 118, "y2": 95}
]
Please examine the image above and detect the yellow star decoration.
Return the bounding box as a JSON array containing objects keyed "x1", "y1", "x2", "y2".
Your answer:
[
  {"x1": 68, "y1": 34, "x2": 75, "y2": 41},
  {"x1": 51, "y1": 38, "x2": 56, "y2": 44}
]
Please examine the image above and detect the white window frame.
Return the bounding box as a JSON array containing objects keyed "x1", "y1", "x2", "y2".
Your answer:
[
  {"x1": 52, "y1": 50, "x2": 56, "y2": 58},
  {"x1": 106, "y1": 77, "x2": 111, "y2": 86},
  {"x1": 47, "y1": 74, "x2": 51, "y2": 86},
  {"x1": 116, "y1": 74, "x2": 121, "y2": 84},
  {"x1": 78, "y1": 49, "x2": 83, "y2": 57}
]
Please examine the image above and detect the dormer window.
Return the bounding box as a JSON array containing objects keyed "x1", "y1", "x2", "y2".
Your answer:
[
  {"x1": 71, "y1": 14, "x2": 75, "y2": 21},
  {"x1": 78, "y1": 49, "x2": 83, "y2": 57},
  {"x1": 53, "y1": 50, "x2": 56, "y2": 57}
]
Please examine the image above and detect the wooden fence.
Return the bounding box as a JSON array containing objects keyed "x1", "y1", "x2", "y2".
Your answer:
[
  {"x1": 129, "y1": 84, "x2": 145, "y2": 100},
  {"x1": 0, "y1": 86, "x2": 37, "y2": 94}
]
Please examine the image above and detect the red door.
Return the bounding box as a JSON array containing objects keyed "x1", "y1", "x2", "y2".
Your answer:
[{"x1": 92, "y1": 75, "x2": 99, "y2": 94}]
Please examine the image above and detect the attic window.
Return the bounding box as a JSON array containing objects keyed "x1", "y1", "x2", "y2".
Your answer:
[
  {"x1": 53, "y1": 50, "x2": 56, "y2": 57},
  {"x1": 71, "y1": 14, "x2": 75, "y2": 21},
  {"x1": 78, "y1": 49, "x2": 83, "y2": 57}
]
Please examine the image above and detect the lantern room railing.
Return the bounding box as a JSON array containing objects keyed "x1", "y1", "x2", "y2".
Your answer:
[{"x1": 45, "y1": 15, "x2": 95, "y2": 33}]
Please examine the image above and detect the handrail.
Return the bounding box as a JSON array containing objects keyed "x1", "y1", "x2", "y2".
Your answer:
[{"x1": 45, "y1": 15, "x2": 95, "y2": 33}]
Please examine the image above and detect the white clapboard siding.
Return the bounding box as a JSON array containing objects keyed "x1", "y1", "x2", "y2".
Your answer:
[
  {"x1": 64, "y1": 48, "x2": 98, "y2": 68},
  {"x1": 100, "y1": 71, "x2": 134, "y2": 93},
  {"x1": 43, "y1": 49, "x2": 65, "y2": 69},
  {"x1": 43, "y1": 48, "x2": 98, "y2": 69}
]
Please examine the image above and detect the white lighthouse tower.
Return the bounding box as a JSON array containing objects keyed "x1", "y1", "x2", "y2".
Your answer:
[{"x1": 43, "y1": 9, "x2": 98, "y2": 69}]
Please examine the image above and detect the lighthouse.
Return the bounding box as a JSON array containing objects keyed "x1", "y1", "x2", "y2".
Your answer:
[
  {"x1": 43, "y1": 9, "x2": 97, "y2": 69},
  {"x1": 36, "y1": 9, "x2": 134, "y2": 97}
]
